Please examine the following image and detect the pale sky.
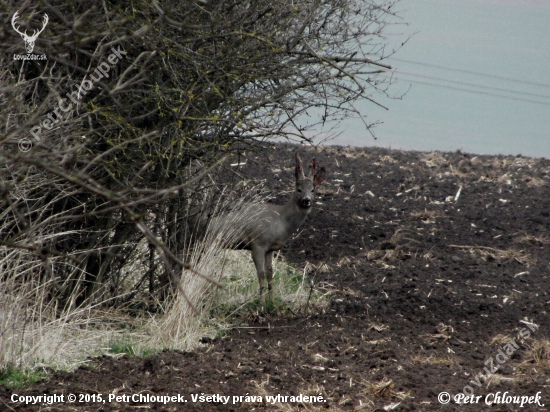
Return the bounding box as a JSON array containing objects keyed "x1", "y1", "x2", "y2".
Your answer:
[{"x1": 315, "y1": 0, "x2": 550, "y2": 158}]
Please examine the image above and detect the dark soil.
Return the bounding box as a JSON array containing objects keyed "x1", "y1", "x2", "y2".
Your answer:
[{"x1": 2, "y1": 144, "x2": 550, "y2": 411}]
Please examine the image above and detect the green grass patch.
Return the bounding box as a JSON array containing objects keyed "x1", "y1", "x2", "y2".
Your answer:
[
  {"x1": 0, "y1": 365, "x2": 46, "y2": 388},
  {"x1": 107, "y1": 338, "x2": 159, "y2": 358},
  {"x1": 208, "y1": 250, "x2": 327, "y2": 322}
]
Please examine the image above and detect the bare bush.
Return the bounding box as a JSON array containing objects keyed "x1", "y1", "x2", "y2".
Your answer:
[{"x1": 0, "y1": 0, "x2": 405, "y2": 312}]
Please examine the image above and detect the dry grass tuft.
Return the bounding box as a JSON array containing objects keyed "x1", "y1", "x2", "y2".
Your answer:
[
  {"x1": 0, "y1": 248, "x2": 139, "y2": 374},
  {"x1": 410, "y1": 354, "x2": 457, "y2": 367},
  {"x1": 524, "y1": 177, "x2": 546, "y2": 187},
  {"x1": 249, "y1": 379, "x2": 333, "y2": 411},
  {"x1": 449, "y1": 245, "x2": 534, "y2": 266},
  {"x1": 367, "y1": 322, "x2": 389, "y2": 332},
  {"x1": 360, "y1": 378, "x2": 410, "y2": 400},
  {"x1": 517, "y1": 339, "x2": 550, "y2": 375},
  {"x1": 420, "y1": 152, "x2": 448, "y2": 169},
  {"x1": 513, "y1": 234, "x2": 550, "y2": 246},
  {"x1": 484, "y1": 373, "x2": 518, "y2": 387},
  {"x1": 378, "y1": 155, "x2": 397, "y2": 164},
  {"x1": 410, "y1": 209, "x2": 443, "y2": 223},
  {"x1": 488, "y1": 334, "x2": 513, "y2": 346},
  {"x1": 421, "y1": 323, "x2": 454, "y2": 343}
]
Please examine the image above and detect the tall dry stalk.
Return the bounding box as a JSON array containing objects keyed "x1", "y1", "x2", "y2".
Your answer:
[
  {"x1": 147, "y1": 185, "x2": 265, "y2": 349},
  {"x1": 0, "y1": 247, "x2": 130, "y2": 372}
]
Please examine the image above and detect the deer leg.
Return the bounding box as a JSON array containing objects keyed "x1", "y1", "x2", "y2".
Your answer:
[
  {"x1": 251, "y1": 246, "x2": 266, "y2": 303},
  {"x1": 265, "y1": 251, "x2": 274, "y2": 301}
]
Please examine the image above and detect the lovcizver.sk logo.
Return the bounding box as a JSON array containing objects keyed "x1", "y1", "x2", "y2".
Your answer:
[{"x1": 12, "y1": 10, "x2": 48, "y2": 61}]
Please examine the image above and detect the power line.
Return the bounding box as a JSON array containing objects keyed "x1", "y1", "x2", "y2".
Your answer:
[
  {"x1": 389, "y1": 57, "x2": 550, "y2": 89},
  {"x1": 396, "y1": 70, "x2": 550, "y2": 100},
  {"x1": 394, "y1": 77, "x2": 550, "y2": 106}
]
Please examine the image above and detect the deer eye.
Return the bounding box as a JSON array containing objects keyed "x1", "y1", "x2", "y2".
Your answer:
[{"x1": 297, "y1": 188, "x2": 302, "y2": 193}]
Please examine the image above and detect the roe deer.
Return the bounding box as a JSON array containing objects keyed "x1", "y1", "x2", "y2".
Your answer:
[{"x1": 193, "y1": 153, "x2": 325, "y2": 303}]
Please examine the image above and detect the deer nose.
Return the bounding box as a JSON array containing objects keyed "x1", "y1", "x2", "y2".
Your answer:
[{"x1": 302, "y1": 197, "x2": 311, "y2": 207}]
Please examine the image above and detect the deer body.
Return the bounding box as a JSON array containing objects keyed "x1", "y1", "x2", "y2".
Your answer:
[
  {"x1": 196, "y1": 154, "x2": 325, "y2": 302},
  {"x1": 232, "y1": 199, "x2": 311, "y2": 252},
  {"x1": 240, "y1": 197, "x2": 315, "y2": 301}
]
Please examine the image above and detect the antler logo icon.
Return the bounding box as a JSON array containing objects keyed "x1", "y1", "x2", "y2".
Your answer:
[{"x1": 11, "y1": 11, "x2": 49, "y2": 54}]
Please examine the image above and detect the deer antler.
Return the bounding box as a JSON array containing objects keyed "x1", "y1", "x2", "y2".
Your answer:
[
  {"x1": 37, "y1": 13, "x2": 49, "y2": 37},
  {"x1": 12, "y1": 11, "x2": 48, "y2": 40},
  {"x1": 310, "y1": 158, "x2": 317, "y2": 177},
  {"x1": 295, "y1": 153, "x2": 305, "y2": 180},
  {"x1": 29, "y1": 13, "x2": 49, "y2": 41},
  {"x1": 11, "y1": 11, "x2": 27, "y2": 38}
]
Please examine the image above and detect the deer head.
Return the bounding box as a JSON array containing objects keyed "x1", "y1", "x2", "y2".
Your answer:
[
  {"x1": 12, "y1": 11, "x2": 49, "y2": 54},
  {"x1": 294, "y1": 153, "x2": 325, "y2": 209}
]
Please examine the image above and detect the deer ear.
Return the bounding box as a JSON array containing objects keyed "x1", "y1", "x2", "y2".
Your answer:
[
  {"x1": 313, "y1": 167, "x2": 325, "y2": 186},
  {"x1": 295, "y1": 153, "x2": 305, "y2": 180}
]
